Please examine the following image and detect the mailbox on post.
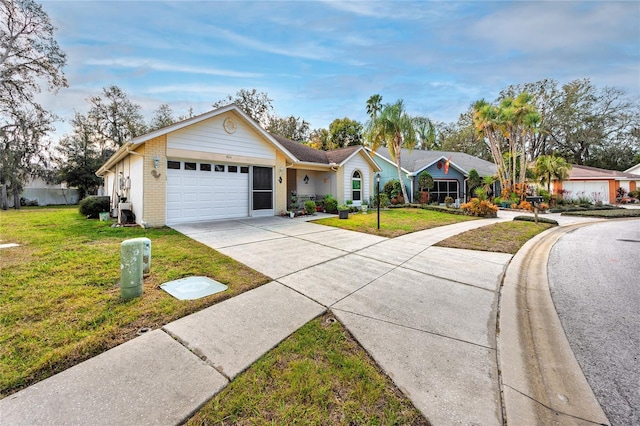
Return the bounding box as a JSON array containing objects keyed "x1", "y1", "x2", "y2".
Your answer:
[
  {"x1": 526, "y1": 196, "x2": 543, "y2": 207},
  {"x1": 525, "y1": 196, "x2": 544, "y2": 223}
]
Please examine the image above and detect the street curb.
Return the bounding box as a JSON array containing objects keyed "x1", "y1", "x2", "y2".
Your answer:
[{"x1": 497, "y1": 223, "x2": 610, "y2": 425}]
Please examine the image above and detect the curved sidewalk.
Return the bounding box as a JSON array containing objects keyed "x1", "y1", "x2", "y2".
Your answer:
[{"x1": 0, "y1": 212, "x2": 607, "y2": 425}]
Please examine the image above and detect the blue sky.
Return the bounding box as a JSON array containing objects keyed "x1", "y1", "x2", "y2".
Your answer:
[{"x1": 39, "y1": 0, "x2": 639, "y2": 137}]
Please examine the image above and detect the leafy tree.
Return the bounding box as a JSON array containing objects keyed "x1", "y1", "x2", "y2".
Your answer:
[
  {"x1": 86, "y1": 85, "x2": 146, "y2": 159},
  {"x1": 0, "y1": 0, "x2": 67, "y2": 209},
  {"x1": 0, "y1": 106, "x2": 55, "y2": 208},
  {"x1": 437, "y1": 110, "x2": 492, "y2": 160},
  {"x1": 328, "y1": 117, "x2": 363, "y2": 148},
  {"x1": 148, "y1": 103, "x2": 176, "y2": 131},
  {"x1": 366, "y1": 100, "x2": 417, "y2": 202},
  {"x1": 533, "y1": 155, "x2": 571, "y2": 193},
  {"x1": 266, "y1": 115, "x2": 310, "y2": 142},
  {"x1": 308, "y1": 128, "x2": 329, "y2": 150},
  {"x1": 413, "y1": 116, "x2": 438, "y2": 150},
  {"x1": 54, "y1": 113, "x2": 103, "y2": 199},
  {"x1": 212, "y1": 88, "x2": 273, "y2": 127},
  {"x1": 0, "y1": 0, "x2": 67, "y2": 108}
]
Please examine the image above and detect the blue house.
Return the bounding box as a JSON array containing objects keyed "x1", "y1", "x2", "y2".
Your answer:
[{"x1": 368, "y1": 148, "x2": 498, "y2": 204}]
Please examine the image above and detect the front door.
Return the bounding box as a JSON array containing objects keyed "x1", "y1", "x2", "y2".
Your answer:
[{"x1": 252, "y1": 166, "x2": 273, "y2": 215}]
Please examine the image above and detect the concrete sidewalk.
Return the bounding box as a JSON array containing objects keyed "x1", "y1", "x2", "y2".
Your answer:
[{"x1": 0, "y1": 212, "x2": 603, "y2": 425}]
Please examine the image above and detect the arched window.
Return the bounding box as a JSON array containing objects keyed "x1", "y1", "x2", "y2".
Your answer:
[{"x1": 352, "y1": 170, "x2": 362, "y2": 201}]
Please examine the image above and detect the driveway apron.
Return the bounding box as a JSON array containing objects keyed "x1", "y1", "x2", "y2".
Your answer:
[{"x1": 178, "y1": 216, "x2": 514, "y2": 425}]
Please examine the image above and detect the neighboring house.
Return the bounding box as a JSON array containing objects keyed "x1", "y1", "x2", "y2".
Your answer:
[
  {"x1": 5, "y1": 177, "x2": 79, "y2": 208},
  {"x1": 625, "y1": 163, "x2": 640, "y2": 179},
  {"x1": 96, "y1": 104, "x2": 380, "y2": 227},
  {"x1": 552, "y1": 164, "x2": 640, "y2": 204},
  {"x1": 368, "y1": 148, "x2": 497, "y2": 203}
]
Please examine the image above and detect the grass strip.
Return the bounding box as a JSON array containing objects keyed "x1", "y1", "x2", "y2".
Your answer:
[
  {"x1": 0, "y1": 206, "x2": 270, "y2": 396},
  {"x1": 312, "y1": 208, "x2": 476, "y2": 238},
  {"x1": 561, "y1": 209, "x2": 640, "y2": 218},
  {"x1": 435, "y1": 220, "x2": 555, "y2": 254},
  {"x1": 188, "y1": 314, "x2": 429, "y2": 426}
]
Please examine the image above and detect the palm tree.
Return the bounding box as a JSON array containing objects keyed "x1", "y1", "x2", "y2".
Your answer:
[
  {"x1": 414, "y1": 116, "x2": 437, "y2": 150},
  {"x1": 366, "y1": 94, "x2": 383, "y2": 120},
  {"x1": 366, "y1": 100, "x2": 417, "y2": 202},
  {"x1": 534, "y1": 155, "x2": 571, "y2": 193}
]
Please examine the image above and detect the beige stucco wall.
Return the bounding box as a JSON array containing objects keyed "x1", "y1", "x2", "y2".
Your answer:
[
  {"x1": 275, "y1": 152, "x2": 287, "y2": 214},
  {"x1": 141, "y1": 135, "x2": 167, "y2": 227}
]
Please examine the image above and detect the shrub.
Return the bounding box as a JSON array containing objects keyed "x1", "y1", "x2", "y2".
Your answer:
[
  {"x1": 323, "y1": 194, "x2": 338, "y2": 214},
  {"x1": 513, "y1": 215, "x2": 558, "y2": 225},
  {"x1": 375, "y1": 193, "x2": 389, "y2": 207},
  {"x1": 79, "y1": 196, "x2": 110, "y2": 219},
  {"x1": 444, "y1": 196, "x2": 454, "y2": 207},
  {"x1": 418, "y1": 171, "x2": 434, "y2": 192},
  {"x1": 304, "y1": 200, "x2": 316, "y2": 215},
  {"x1": 539, "y1": 202, "x2": 549, "y2": 211},
  {"x1": 517, "y1": 200, "x2": 533, "y2": 212},
  {"x1": 460, "y1": 198, "x2": 498, "y2": 217},
  {"x1": 383, "y1": 179, "x2": 402, "y2": 199}
]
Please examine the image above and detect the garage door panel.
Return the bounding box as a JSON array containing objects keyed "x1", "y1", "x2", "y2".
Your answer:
[
  {"x1": 167, "y1": 162, "x2": 251, "y2": 224},
  {"x1": 563, "y1": 181, "x2": 609, "y2": 202}
]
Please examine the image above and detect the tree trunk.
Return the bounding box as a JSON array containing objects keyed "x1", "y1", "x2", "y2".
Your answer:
[
  {"x1": 0, "y1": 184, "x2": 7, "y2": 210},
  {"x1": 394, "y1": 141, "x2": 409, "y2": 203},
  {"x1": 12, "y1": 188, "x2": 21, "y2": 210}
]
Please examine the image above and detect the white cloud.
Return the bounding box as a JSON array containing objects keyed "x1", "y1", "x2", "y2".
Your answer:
[{"x1": 84, "y1": 58, "x2": 262, "y2": 78}]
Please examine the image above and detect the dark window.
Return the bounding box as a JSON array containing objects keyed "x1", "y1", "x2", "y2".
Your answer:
[
  {"x1": 184, "y1": 162, "x2": 196, "y2": 170},
  {"x1": 200, "y1": 163, "x2": 211, "y2": 171},
  {"x1": 253, "y1": 166, "x2": 272, "y2": 190},
  {"x1": 167, "y1": 161, "x2": 180, "y2": 170},
  {"x1": 253, "y1": 192, "x2": 273, "y2": 210},
  {"x1": 228, "y1": 165, "x2": 238, "y2": 173},
  {"x1": 240, "y1": 166, "x2": 249, "y2": 174},
  {"x1": 430, "y1": 180, "x2": 459, "y2": 203},
  {"x1": 214, "y1": 165, "x2": 225, "y2": 172}
]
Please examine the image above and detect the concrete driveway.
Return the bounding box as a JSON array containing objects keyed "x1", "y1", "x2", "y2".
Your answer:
[{"x1": 173, "y1": 214, "x2": 513, "y2": 425}]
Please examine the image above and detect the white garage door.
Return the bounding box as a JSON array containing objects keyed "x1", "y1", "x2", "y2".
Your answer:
[
  {"x1": 562, "y1": 180, "x2": 609, "y2": 203},
  {"x1": 166, "y1": 161, "x2": 250, "y2": 224}
]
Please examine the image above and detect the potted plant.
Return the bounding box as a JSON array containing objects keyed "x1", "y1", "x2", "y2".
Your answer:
[
  {"x1": 338, "y1": 205, "x2": 349, "y2": 219},
  {"x1": 361, "y1": 200, "x2": 368, "y2": 214}
]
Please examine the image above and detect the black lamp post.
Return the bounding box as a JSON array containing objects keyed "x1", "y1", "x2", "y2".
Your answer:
[{"x1": 376, "y1": 173, "x2": 381, "y2": 230}]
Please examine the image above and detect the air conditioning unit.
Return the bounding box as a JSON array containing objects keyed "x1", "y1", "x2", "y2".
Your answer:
[{"x1": 118, "y1": 202, "x2": 132, "y2": 224}]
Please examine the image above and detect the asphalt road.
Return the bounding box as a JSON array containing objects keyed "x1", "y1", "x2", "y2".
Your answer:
[{"x1": 548, "y1": 219, "x2": 640, "y2": 426}]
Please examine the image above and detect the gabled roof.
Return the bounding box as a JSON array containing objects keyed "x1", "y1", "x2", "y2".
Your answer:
[
  {"x1": 97, "y1": 105, "x2": 381, "y2": 176},
  {"x1": 624, "y1": 163, "x2": 640, "y2": 175},
  {"x1": 270, "y1": 133, "x2": 380, "y2": 170},
  {"x1": 97, "y1": 104, "x2": 298, "y2": 176},
  {"x1": 371, "y1": 148, "x2": 497, "y2": 177},
  {"x1": 566, "y1": 164, "x2": 640, "y2": 180}
]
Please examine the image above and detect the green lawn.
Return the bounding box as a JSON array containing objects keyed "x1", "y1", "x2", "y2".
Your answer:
[
  {"x1": 313, "y1": 208, "x2": 477, "y2": 238},
  {"x1": 436, "y1": 220, "x2": 555, "y2": 254},
  {"x1": 188, "y1": 314, "x2": 429, "y2": 426},
  {"x1": 0, "y1": 206, "x2": 270, "y2": 396}
]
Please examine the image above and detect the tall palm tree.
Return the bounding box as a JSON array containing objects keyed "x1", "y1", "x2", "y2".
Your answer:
[
  {"x1": 534, "y1": 155, "x2": 571, "y2": 193},
  {"x1": 366, "y1": 94, "x2": 383, "y2": 120},
  {"x1": 414, "y1": 116, "x2": 437, "y2": 150},
  {"x1": 366, "y1": 100, "x2": 417, "y2": 202}
]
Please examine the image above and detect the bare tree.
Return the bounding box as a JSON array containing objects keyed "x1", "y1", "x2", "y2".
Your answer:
[
  {"x1": 212, "y1": 88, "x2": 273, "y2": 127},
  {"x1": 0, "y1": 0, "x2": 67, "y2": 208},
  {"x1": 86, "y1": 85, "x2": 146, "y2": 159}
]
